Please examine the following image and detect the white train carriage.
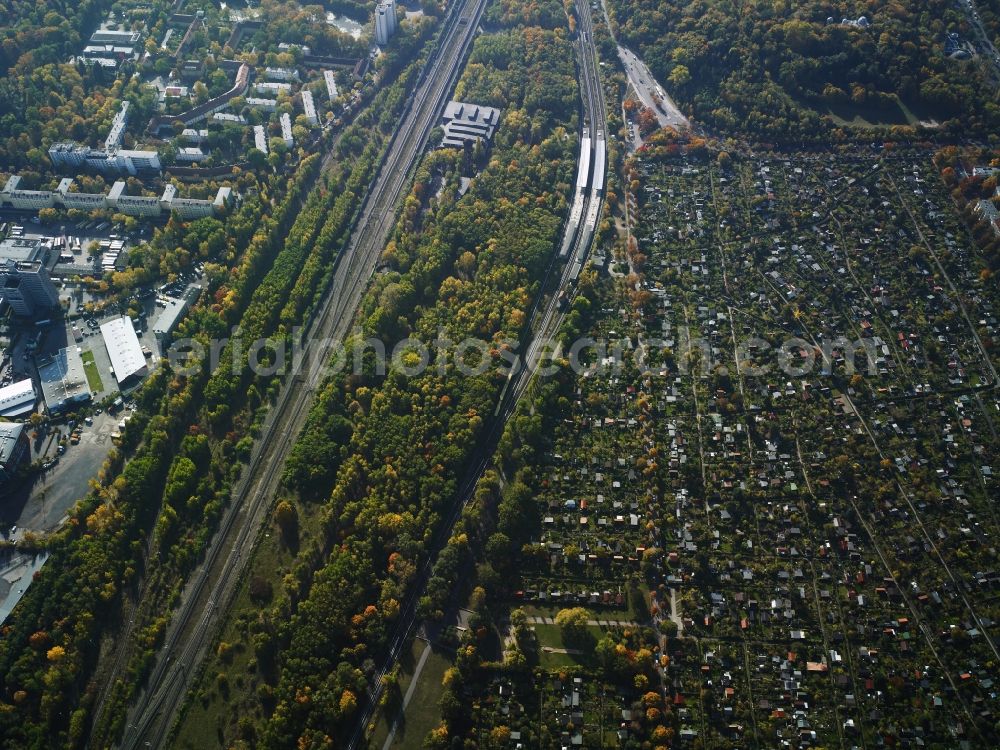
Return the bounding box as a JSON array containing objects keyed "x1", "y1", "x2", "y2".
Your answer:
[{"x1": 591, "y1": 134, "x2": 606, "y2": 196}]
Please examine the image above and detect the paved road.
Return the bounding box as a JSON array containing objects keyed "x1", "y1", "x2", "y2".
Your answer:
[
  {"x1": 616, "y1": 45, "x2": 689, "y2": 130},
  {"x1": 960, "y1": 0, "x2": 1000, "y2": 87},
  {"x1": 597, "y1": 0, "x2": 688, "y2": 130},
  {"x1": 669, "y1": 588, "x2": 684, "y2": 635},
  {"x1": 380, "y1": 638, "x2": 431, "y2": 750},
  {"x1": 13, "y1": 412, "x2": 120, "y2": 532}
]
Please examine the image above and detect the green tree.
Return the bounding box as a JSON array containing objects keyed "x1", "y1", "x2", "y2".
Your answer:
[
  {"x1": 555, "y1": 607, "x2": 591, "y2": 647},
  {"x1": 274, "y1": 499, "x2": 298, "y2": 546}
]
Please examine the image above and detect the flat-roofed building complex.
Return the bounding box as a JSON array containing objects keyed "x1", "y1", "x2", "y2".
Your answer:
[
  {"x1": 213, "y1": 187, "x2": 232, "y2": 213},
  {"x1": 37, "y1": 346, "x2": 92, "y2": 413},
  {"x1": 439, "y1": 100, "x2": 501, "y2": 149},
  {"x1": 152, "y1": 296, "x2": 192, "y2": 348},
  {"x1": 324, "y1": 70, "x2": 339, "y2": 103},
  {"x1": 280, "y1": 112, "x2": 294, "y2": 148},
  {"x1": 89, "y1": 29, "x2": 141, "y2": 46},
  {"x1": 0, "y1": 237, "x2": 44, "y2": 265},
  {"x1": 0, "y1": 238, "x2": 59, "y2": 318},
  {"x1": 1, "y1": 261, "x2": 60, "y2": 317},
  {"x1": 255, "y1": 81, "x2": 292, "y2": 96},
  {"x1": 0, "y1": 176, "x2": 54, "y2": 211},
  {"x1": 104, "y1": 101, "x2": 130, "y2": 150},
  {"x1": 170, "y1": 197, "x2": 216, "y2": 219},
  {"x1": 375, "y1": 0, "x2": 398, "y2": 46},
  {"x1": 48, "y1": 101, "x2": 162, "y2": 176},
  {"x1": 254, "y1": 125, "x2": 269, "y2": 154},
  {"x1": 180, "y1": 59, "x2": 204, "y2": 81},
  {"x1": 176, "y1": 147, "x2": 205, "y2": 163},
  {"x1": 180, "y1": 128, "x2": 209, "y2": 144},
  {"x1": 54, "y1": 178, "x2": 106, "y2": 211},
  {"x1": 80, "y1": 28, "x2": 142, "y2": 71},
  {"x1": 264, "y1": 67, "x2": 299, "y2": 82},
  {"x1": 48, "y1": 142, "x2": 161, "y2": 176},
  {"x1": 101, "y1": 316, "x2": 148, "y2": 388},
  {"x1": 113, "y1": 149, "x2": 161, "y2": 173},
  {"x1": 0, "y1": 379, "x2": 37, "y2": 418},
  {"x1": 1, "y1": 176, "x2": 231, "y2": 220},
  {"x1": 246, "y1": 97, "x2": 278, "y2": 112},
  {"x1": 0, "y1": 422, "x2": 29, "y2": 489},
  {"x1": 301, "y1": 90, "x2": 318, "y2": 125},
  {"x1": 212, "y1": 112, "x2": 246, "y2": 124},
  {"x1": 107, "y1": 181, "x2": 160, "y2": 217},
  {"x1": 44, "y1": 142, "x2": 93, "y2": 170}
]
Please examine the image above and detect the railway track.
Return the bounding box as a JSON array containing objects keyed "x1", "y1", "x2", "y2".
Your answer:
[
  {"x1": 347, "y1": 3, "x2": 608, "y2": 746},
  {"x1": 111, "y1": 0, "x2": 488, "y2": 746},
  {"x1": 507, "y1": 0, "x2": 606, "y2": 407}
]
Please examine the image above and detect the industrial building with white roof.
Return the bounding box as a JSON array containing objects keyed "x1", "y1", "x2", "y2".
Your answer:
[
  {"x1": 37, "y1": 346, "x2": 93, "y2": 414},
  {"x1": 100, "y1": 317, "x2": 148, "y2": 388},
  {"x1": 0, "y1": 379, "x2": 37, "y2": 418}
]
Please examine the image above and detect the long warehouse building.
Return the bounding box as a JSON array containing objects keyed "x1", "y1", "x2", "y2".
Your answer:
[
  {"x1": 1, "y1": 176, "x2": 232, "y2": 220},
  {"x1": 100, "y1": 317, "x2": 148, "y2": 388},
  {"x1": 0, "y1": 379, "x2": 37, "y2": 418}
]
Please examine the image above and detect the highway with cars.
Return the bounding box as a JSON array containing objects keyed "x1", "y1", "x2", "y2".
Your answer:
[
  {"x1": 617, "y1": 45, "x2": 689, "y2": 130},
  {"x1": 107, "y1": 0, "x2": 490, "y2": 745}
]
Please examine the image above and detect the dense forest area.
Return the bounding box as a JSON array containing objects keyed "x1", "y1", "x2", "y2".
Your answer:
[
  {"x1": 606, "y1": 0, "x2": 1000, "y2": 138},
  {"x1": 0, "y1": 0, "x2": 112, "y2": 74},
  {"x1": 167, "y1": 3, "x2": 582, "y2": 747},
  {"x1": 0, "y1": 0, "x2": 129, "y2": 170},
  {"x1": 977, "y1": 0, "x2": 1000, "y2": 54}
]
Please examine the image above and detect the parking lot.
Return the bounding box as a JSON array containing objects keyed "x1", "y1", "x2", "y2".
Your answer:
[
  {"x1": 0, "y1": 247, "x2": 201, "y2": 538},
  {"x1": 1, "y1": 213, "x2": 147, "y2": 277},
  {"x1": 2, "y1": 277, "x2": 202, "y2": 532},
  {"x1": 2, "y1": 408, "x2": 130, "y2": 534}
]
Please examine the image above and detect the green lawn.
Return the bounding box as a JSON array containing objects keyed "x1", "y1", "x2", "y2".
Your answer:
[
  {"x1": 814, "y1": 96, "x2": 938, "y2": 128},
  {"x1": 169, "y1": 501, "x2": 322, "y2": 750},
  {"x1": 370, "y1": 640, "x2": 452, "y2": 750},
  {"x1": 80, "y1": 349, "x2": 104, "y2": 392},
  {"x1": 533, "y1": 622, "x2": 609, "y2": 670}
]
